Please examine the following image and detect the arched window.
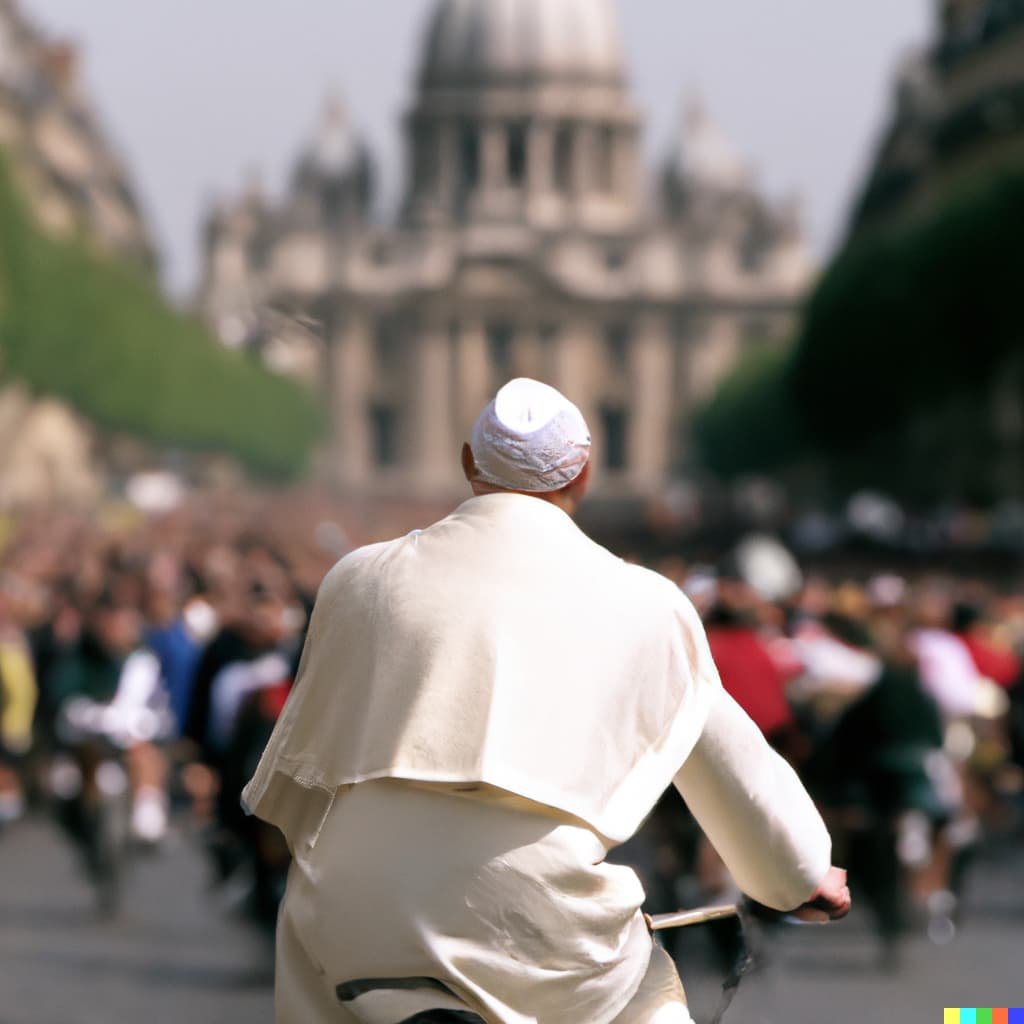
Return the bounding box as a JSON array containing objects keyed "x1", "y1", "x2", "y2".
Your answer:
[
  {"x1": 605, "y1": 244, "x2": 628, "y2": 271},
  {"x1": 320, "y1": 179, "x2": 346, "y2": 224},
  {"x1": 459, "y1": 123, "x2": 480, "y2": 194},
  {"x1": 554, "y1": 124, "x2": 574, "y2": 193},
  {"x1": 370, "y1": 404, "x2": 400, "y2": 467},
  {"x1": 374, "y1": 316, "x2": 402, "y2": 372},
  {"x1": 414, "y1": 123, "x2": 439, "y2": 194},
  {"x1": 487, "y1": 321, "x2": 514, "y2": 387},
  {"x1": 538, "y1": 323, "x2": 560, "y2": 382},
  {"x1": 605, "y1": 323, "x2": 630, "y2": 373},
  {"x1": 507, "y1": 122, "x2": 527, "y2": 187},
  {"x1": 600, "y1": 405, "x2": 629, "y2": 472},
  {"x1": 740, "y1": 222, "x2": 769, "y2": 273},
  {"x1": 596, "y1": 126, "x2": 616, "y2": 193}
]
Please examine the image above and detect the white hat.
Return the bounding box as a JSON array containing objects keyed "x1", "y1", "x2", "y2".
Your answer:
[{"x1": 470, "y1": 378, "x2": 591, "y2": 493}]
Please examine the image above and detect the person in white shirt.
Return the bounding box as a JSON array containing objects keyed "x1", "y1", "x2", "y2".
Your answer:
[{"x1": 244, "y1": 378, "x2": 849, "y2": 1024}]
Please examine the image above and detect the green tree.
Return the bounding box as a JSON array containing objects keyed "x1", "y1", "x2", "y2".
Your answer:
[
  {"x1": 791, "y1": 163, "x2": 1024, "y2": 454},
  {"x1": 692, "y1": 342, "x2": 802, "y2": 477},
  {"x1": 695, "y1": 160, "x2": 1024, "y2": 502},
  {"x1": 0, "y1": 154, "x2": 323, "y2": 478}
]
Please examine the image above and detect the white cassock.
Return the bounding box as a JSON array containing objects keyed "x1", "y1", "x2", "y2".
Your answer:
[{"x1": 243, "y1": 493, "x2": 831, "y2": 1024}]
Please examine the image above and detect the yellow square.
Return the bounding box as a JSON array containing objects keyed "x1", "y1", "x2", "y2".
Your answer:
[{"x1": 945, "y1": 1011, "x2": 960, "y2": 1024}]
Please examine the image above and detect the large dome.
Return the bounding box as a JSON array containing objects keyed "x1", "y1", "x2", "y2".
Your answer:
[{"x1": 420, "y1": 0, "x2": 627, "y2": 86}]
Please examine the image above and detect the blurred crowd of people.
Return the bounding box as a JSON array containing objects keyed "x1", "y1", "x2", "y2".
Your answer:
[
  {"x1": 0, "y1": 498, "x2": 340, "y2": 920},
  {"x1": 631, "y1": 550, "x2": 1024, "y2": 964},
  {"x1": 0, "y1": 500, "x2": 1021, "y2": 956}
]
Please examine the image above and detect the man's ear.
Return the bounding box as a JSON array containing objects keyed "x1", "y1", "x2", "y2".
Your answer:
[
  {"x1": 461, "y1": 442, "x2": 477, "y2": 483},
  {"x1": 570, "y1": 459, "x2": 592, "y2": 499}
]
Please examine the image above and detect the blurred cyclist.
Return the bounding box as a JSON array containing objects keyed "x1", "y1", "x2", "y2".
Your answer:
[{"x1": 50, "y1": 589, "x2": 174, "y2": 844}]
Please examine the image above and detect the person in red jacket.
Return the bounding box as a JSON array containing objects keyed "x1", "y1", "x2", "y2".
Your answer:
[
  {"x1": 954, "y1": 601, "x2": 1021, "y2": 690},
  {"x1": 704, "y1": 575, "x2": 798, "y2": 750}
]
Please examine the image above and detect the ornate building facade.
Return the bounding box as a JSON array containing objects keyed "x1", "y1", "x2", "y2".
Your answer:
[
  {"x1": 0, "y1": 0, "x2": 157, "y2": 507},
  {"x1": 199, "y1": 0, "x2": 810, "y2": 503},
  {"x1": 850, "y1": 0, "x2": 1024, "y2": 234},
  {"x1": 0, "y1": 0, "x2": 154, "y2": 266}
]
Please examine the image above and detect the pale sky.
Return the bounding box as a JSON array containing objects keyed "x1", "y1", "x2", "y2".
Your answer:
[{"x1": 28, "y1": 0, "x2": 933, "y2": 298}]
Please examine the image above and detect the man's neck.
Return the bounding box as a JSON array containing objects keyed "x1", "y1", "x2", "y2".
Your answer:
[{"x1": 469, "y1": 482, "x2": 578, "y2": 517}]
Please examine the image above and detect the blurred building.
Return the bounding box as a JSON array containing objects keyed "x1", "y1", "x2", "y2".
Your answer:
[
  {"x1": 199, "y1": 0, "x2": 810, "y2": 503},
  {"x1": 0, "y1": 0, "x2": 160, "y2": 507},
  {"x1": 851, "y1": 0, "x2": 1024, "y2": 233},
  {"x1": 0, "y1": 0, "x2": 154, "y2": 266},
  {"x1": 0, "y1": 384, "x2": 100, "y2": 506}
]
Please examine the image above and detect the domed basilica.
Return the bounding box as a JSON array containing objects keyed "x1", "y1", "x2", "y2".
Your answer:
[{"x1": 198, "y1": 0, "x2": 810, "y2": 503}]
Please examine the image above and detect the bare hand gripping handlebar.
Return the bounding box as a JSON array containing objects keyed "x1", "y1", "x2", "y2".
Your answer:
[{"x1": 646, "y1": 899, "x2": 832, "y2": 1024}]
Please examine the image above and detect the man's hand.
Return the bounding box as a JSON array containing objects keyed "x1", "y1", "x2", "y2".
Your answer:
[{"x1": 792, "y1": 866, "x2": 851, "y2": 923}]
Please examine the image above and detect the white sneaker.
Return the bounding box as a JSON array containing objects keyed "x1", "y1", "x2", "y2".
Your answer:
[{"x1": 131, "y1": 789, "x2": 168, "y2": 844}]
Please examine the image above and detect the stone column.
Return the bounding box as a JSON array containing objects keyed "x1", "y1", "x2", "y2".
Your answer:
[
  {"x1": 455, "y1": 319, "x2": 491, "y2": 442},
  {"x1": 330, "y1": 306, "x2": 373, "y2": 491},
  {"x1": 410, "y1": 326, "x2": 457, "y2": 494},
  {"x1": 551, "y1": 318, "x2": 600, "y2": 482},
  {"x1": 516, "y1": 324, "x2": 543, "y2": 380},
  {"x1": 629, "y1": 314, "x2": 675, "y2": 492}
]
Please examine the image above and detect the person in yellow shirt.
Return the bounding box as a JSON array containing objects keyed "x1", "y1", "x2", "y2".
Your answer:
[{"x1": 0, "y1": 596, "x2": 38, "y2": 824}]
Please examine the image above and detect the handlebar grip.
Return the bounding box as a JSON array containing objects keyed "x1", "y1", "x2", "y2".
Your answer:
[
  {"x1": 742, "y1": 896, "x2": 831, "y2": 925},
  {"x1": 787, "y1": 903, "x2": 832, "y2": 924}
]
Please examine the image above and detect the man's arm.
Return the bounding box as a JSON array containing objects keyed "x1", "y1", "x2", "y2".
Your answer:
[{"x1": 674, "y1": 685, "x2": 848, "y2": 916}]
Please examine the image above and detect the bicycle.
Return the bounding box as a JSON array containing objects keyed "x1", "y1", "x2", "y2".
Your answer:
[
  {"x1": 48, "y1": 733, "x2": 132, "y2": 916},
  {"x1": 327, "y1": 897, "x2": 835, "y2": 1024},
  {"x1": 49, "y1": 696, "x2": 174, "y2": 915}
]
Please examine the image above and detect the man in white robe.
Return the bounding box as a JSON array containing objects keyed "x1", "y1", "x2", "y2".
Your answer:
[{"x1": 244, "y1": 378, "x2": 849, "y2": 1024}]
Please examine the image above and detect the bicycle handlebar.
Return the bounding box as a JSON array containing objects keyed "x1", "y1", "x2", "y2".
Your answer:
[{"x1": 648, "y1": 896, "x2": 833, "y2": 932}]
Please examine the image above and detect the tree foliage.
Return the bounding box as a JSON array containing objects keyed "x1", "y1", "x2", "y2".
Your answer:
[
  {"x1": 0, "y1": 155, "x2": 323, "y2": 478},
  {"x1": 790, "y1": 163, "x2": 1024, "y2": 450},
  {"x1": 695, "y1": 160, "x2": 1024, "y2": 500},
  {"x1": 692, "y1": 342, "x2": 803, "y2": 477}
]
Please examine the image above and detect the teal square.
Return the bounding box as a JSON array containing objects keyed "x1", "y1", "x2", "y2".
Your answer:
[{"x1": 961, "y1": 1011, "x2": 976, "y2": 1024}]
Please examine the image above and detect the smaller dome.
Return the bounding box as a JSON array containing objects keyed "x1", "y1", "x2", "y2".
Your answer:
[
  {"x1": 671, "y1": 99, "x2": 752, "y2": 193},
  {"x1": 298, "y1": 96, "x2": 359, "y2": 178},
  {"x1": 289, "y1": 95, "x2": 373, "y2": 224},
  {"x1": 420, "y1": 0, "x2": 626, "y2": 86}
]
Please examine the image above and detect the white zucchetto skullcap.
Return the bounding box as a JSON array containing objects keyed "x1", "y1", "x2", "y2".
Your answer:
[{"x1": 470, "y1": 378, "x2": 591, "y2": 493}]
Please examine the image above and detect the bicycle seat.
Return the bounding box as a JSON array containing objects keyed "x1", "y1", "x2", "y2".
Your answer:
[{"x1": 335, "y1": 976, "x2": 486, "y2": 1024}]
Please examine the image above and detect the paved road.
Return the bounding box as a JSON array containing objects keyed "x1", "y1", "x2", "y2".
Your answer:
[
  {"x1": 0, "y1": 816, "x2": 274, "y2": 1024},
  {"x1": 677, "y1": 839, "x2": 1024, "y2": 1024},
  {"x1": 0, "y1": 815, "x2": 1021, "y2": 1024}
]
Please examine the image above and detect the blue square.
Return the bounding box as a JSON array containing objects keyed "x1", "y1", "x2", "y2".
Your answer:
[{"x1": 1007, "y1": 1009, "x2": 1024, "y2": 1024}]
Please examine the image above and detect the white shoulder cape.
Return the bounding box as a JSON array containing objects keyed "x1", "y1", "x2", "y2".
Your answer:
[{"x1": 243, "y1": 493, "x2": 719, "y2": 846}]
